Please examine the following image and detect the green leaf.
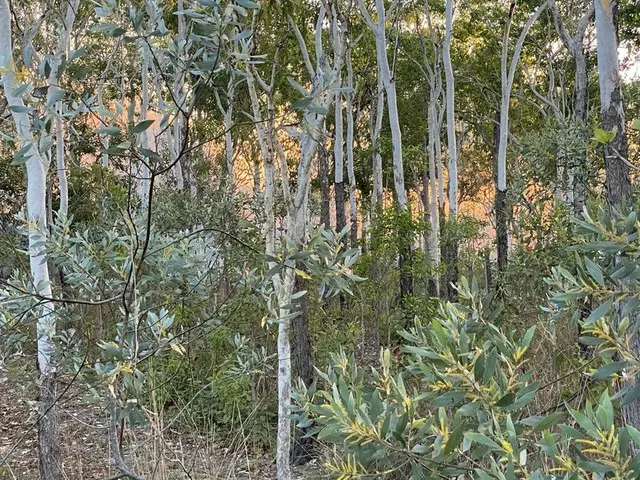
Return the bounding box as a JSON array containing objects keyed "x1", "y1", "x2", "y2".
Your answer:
[
  {"x1": 631, "y1": 118, "x2": 640, "y2": 130},
  {"x1": 8, "y1": 105, "x2": 34, "y2": 113},
  {"x1": 132, "y1": 119, "x2": 155, "y2": 133},
  {"x1": 592, "y1": 361, "x2": 627, "y2": 380},
  {"x1": 235, "y1": 0, "x2": 259, "y2": 7},
  {"x1": 463, "y1": 432, "x2": 500, "y2": 450},
  {"x1": 495, "y1": 393, "x2": 516, "y2": 408},
  {"x1": 46, "y1": 88, "x2": 66, "y2": 107},
  {"x1": 578, "y1": 461, "x2": 612, "y2": 474},
  {"x1": 521, "y1": 412, "x2": 565, "y2": 433},
  {"x1": 584, "y1": 299, "x2": 612, "y2": 325},
  {"x1": 109, "y1": 27, "x2": 127, "y2": 37},
  {"x1": 291, "y1": 97, "x2": 313, "y2": 111},
  {"x1": 565, "y1": 402, "x2": 598, "y2": 438},
  {"x1": 585, "y1": 258, "x2": 605, "y2": 286},
  {"x1": 482, "y1": 350, "x2": 498, "y2": 384},
  {"x1": 593, "y1": 126, "x2": 616, "y2": 144},
  {"x1": 520, "y1": 326, "x2": 536, "y2": 349},
  {"x1": 443, "y1": 422, "x2": 464, "y2": 455},
  {"x1": 622, "y1": 382, "x2": 640, "y2": 407},
  {"x1": 595, "y1": 391, "x2": 614, "y2": 430},
  {"x1": 95, "y1": 126, "x2": 120, "y2": 136},
  {"x1": 626, "y1": 426, "x2": 640, "y2": 446}
]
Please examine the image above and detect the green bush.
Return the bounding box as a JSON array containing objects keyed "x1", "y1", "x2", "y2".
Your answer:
[{"x1": 291, "y1": 276, "x2": 640, "y2": 479}]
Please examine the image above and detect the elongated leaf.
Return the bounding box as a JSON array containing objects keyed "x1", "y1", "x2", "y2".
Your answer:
[
  {"x1": 132, "y1": 119, "x2": 154, "y2": 133},
  {"x1": 8, "y1": 105, "x2": 34, "y2": 113},
  {"x1": 584, "y1": 299, "x2": 612, "y2": 325},
  {"x1": 47, "y1": 88, "x2": 66, "y2": 107},
  {"x1": 585, "y1": 258, "x2": 604, "y2": 286},
  {"x1": 565, "y1": 402, "x2": 598, "y2": 438},
  {"x1": 592, "y1": 361, "x2": 627, "y2": 380},
  {"x1": 463, "y1": 432, "x2": 500, "y2": 450}
]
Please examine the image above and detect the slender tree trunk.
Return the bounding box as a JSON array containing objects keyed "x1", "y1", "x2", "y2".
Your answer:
[
  {"x1": 346, "y1": 51, "x2": 358, "y2": 247},
  {"x1": 550, "y1": 0, "x2": 593, "y2": 215},
  {"x1": 442, "y1": 0, "x2": 458, "y2": 300},
  {"x1": 319, "y1": 140, "x2": 331, "y2": 228},
  {"x1": 595, "y1": 0, "x2": 630, "y2": 207},
  {"x1": 47, "y1": 0, "x2": 78, "y2": 218},
  {"x1": 359, "y1": 0, "x2": 406, "y2": 208},
  {"x1": 372, "y1": 76, "x2": 384, "y2": 209},
  {"x1": 290, "y1": 265, "x2": 313, "y2": 465},
  {"x1": 428, "y1": 82, "x2": 441, "y2": 296},
  {"x1": 172, "y1": 0, "x2": 187, "y2": 190},
  {"x1": 365, "y1": 76, "x2": 384, "y2": 366},
  {"x1": 595, "y1": 0, "x2": 637, "y2": 428},
  {"x1": 0, "y1": 2, "x2": 60, "y2": 477},
  {"x1": 334, "y1": 84, "x2": 346, "y2": 236},
  {"x1": 138, "y1": 43, "x2": 152, "y2": 203},
  {"x1": 215, "y1": 78, "x2": 236, "y2": 196},
  {"x1": 496, "y1": 0, "x2": 547, "y2": 274}
]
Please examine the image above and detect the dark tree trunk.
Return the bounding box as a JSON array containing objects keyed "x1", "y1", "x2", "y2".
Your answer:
[
  {"x1": 603, "y1": 87, "x2": 631, "y2": 207},
  {"x1": 398, "y1": 202, "x2": 414, "y2": 312},
  {"x1": 484, "y1": 249, "x2": 493, "y2": 295},
  {"x1": 572, "y1": 47, "x2": 589, "y2": 217},
  {"x1": 350, "y1": 205, "x2": 358, "y2": 249},
  {"x1": 362, "y1": 250, "x2": 381, "y2": 367},
  {"x1": 441, "y1": 238, "x2": 458, "y2": 301},
  {"x1": 319, "y1": 144, "x2": 331, "y2": 229},
  {"x1": 495, "y1": 188, "x2": 509, "y2": 274},
  {"x1": 290, "y1": 267, "x2": 314, "y2": 465},
  {"x1": 38, "y1": 372, "x2": 61, "y2": 480},
  {"x1": 335, "y1": 181, "x2": 346, "y2": 236}
]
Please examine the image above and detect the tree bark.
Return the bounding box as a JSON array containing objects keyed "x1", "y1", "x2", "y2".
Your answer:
[
  {"x1": 358, "y1": 0, "x2": 406, "y2": 209},
  {"x1": 371, "y1": 76, "x2": 384, "y2": 209},
  {"x1": 442, "y1": 0, "x2": 458, "y2": 300},
  {"x1": 550, "y1": 0, "x2": 593, "y2": 215},
  {"x1": 290, "y1": 266, "x2": 313, "y2": 465},
  {"x1": 496, "y1": 0, "x2": 547, "y2": 273},
  {"x1": 346, "y1": 49, "x2": 358, "y2": 247},
  {"x1": 334, "y1": 87, "x2": 346, "y2": 236},
  {"x1": 594, "y1": 0, "x2": 637, "y2": 429},
  {"x1": 0, "y1": 2, "x2": 61, "y2": 477},
  {"x1": 595, "y1": 0, "x2": 630, "y2": 207}
]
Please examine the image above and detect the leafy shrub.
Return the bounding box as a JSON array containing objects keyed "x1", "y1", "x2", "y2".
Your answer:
[{"x1": 291, "y1": 277, "x2": 640, "y2": 479}]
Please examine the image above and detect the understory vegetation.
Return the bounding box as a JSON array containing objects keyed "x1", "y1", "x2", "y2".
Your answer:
[{"x1": 1, "y1": 0, "x2": 640, "y2": 479}]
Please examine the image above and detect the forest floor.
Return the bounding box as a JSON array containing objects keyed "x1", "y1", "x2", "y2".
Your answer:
[{"x1": 0, "y1": 359, "x2": 317, "y2": 479}]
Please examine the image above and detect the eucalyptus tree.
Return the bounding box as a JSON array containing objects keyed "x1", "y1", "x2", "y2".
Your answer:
[
  {"x1": 495, "y1": 0, "x2": 548, "y2": 274},
  {"x1": 358, "y1": 0, "x2": 407, "y2": 209},
  {"x1": 549, "y1": 0, "x2": 593, "y2": 215},
  {"x1": 441, "y1": 0, "x2": 459, "y2": 300},
  {"x1": 595, "y1": 0, "x2": 631, "y2": 207},
  {"x1": 594, "y1": 0, "x2": 636, "y2": 429},
  {"x1": 0, "y1": 0, "x2": 64, "y2": 476},
  {"x1": 248, "y1": 2, "x2": 349, "y2": 476}
]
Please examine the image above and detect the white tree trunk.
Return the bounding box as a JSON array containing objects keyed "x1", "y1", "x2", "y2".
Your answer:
[
  {"x1": 497, "y1": 1, "x2": 548, "y2": 193},
  {"x1": 138, "y1": 43, "x2": 153, "y2": 203},
  {"x1": 47, "y1": 0, "x2": 79, "y2": 218},
  {"x1": 215, "y1": 77, "x2": 236, "y2": 192},
  {"x1": 0, "y1": 1, "x2": 60, "y2": 476},
  {"x1": 346, "y1": 49, "x2": 358, "y2": 244},
  {"x1": 443, "y1": 0, "x2": 458, "y2": 217},
  {"x1": 359, "y1": 0, "x2": 406, "y2": 209},
  {"x1": 372, "y1": 75, "x2": 384, "y2": 208},
  {"x1": 428, "y1": 84, "x2": 441, "y2": 292}
]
